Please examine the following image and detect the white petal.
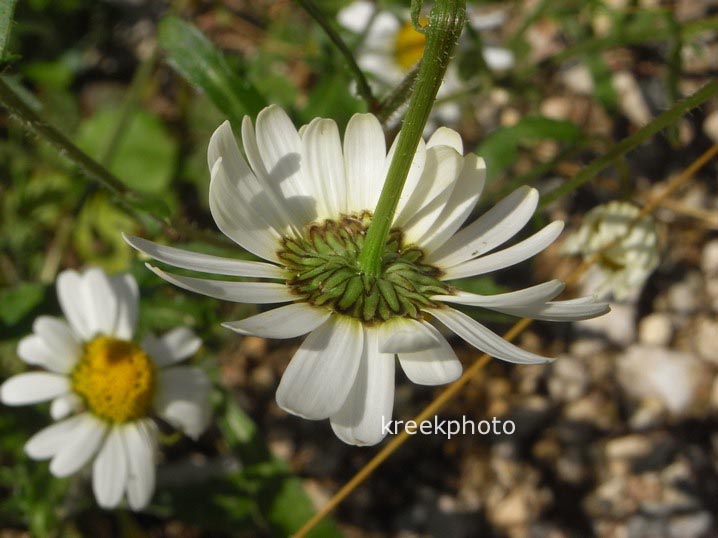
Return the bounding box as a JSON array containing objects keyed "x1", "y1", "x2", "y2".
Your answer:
[
  {"x1": 143, "y1": 328, "x2": 201, "y2": 368},
  {"x1": 210, "y1": 120, "x2": 302, "y2": 237},
  {"x1": 418, "y1": 154, "x2": 486, "y2": 254},
  {"x1": 209, "y1": 155, "x2": 284, "y2": 263},
  {"x1": 442, "y1": 221, "x2": 564, "y2": 280},
  {"x1": 93, "y1": 426, "x2": 128, "y2": 509},
  {"x1": 154, "y1": 367, "x2": 211, "y2": 439},
  {"x1": 499, "y1": 300, "x2": 610, "y2": 321},
  {"x1": 25, "y1": 413, "x2": 88, "y2": 459},
  {"x1": 426, "y1": 186, "x2": 539, "y2": 267},
  {"x1": 17, "y1": 334, "x2": 76, "y2": 374},
  {"x1": 147, "y1": 265, "x2": 295, "y2": 304},
  {"x1": 123, "y1": 234, "x2": 285, "y2": 279},
  {"x1": 49, "y1": 414, "x2": 107, "y2": 477},
  {"x1": 330, "y1": 329, "x2": 394, "y2": 446},
  {"x1": 109, "y1": 273, "x2": 139, "y2": 340},
  {"x1": 32, "y1": 316, "x2": 80, "y2": 370},
  {"x1": 56, "y1": 269, "x2": 94, "y2": 340},
  {"x1": 222, "y1": 303, "x2": 332, "y2": 339},
  {"x1": 276, "y1": 316, "x2": 363, "y2": 420},
  {"x1": 337, "y1": 0, "x2": 375, "y2": 32},
  {"x1": 254, "y1": 105, "x2": 316, "y2": 225},
  {"x1": 426, "y1": 127, "x2": 463, "y2": 153},
  {"x1": 433, "y1": 280, "x2": 565, "y2": 308},
  {"x1": 82, "y1": 268, "x2": 120, "y2": 338},
  {"x1": 0, "y1": 372, "x2": 70, "y2": 405},
  {"x1": 398, "y1": 323, "x2": 462, "y2": 385},
  {"x1": 302, "y1": 118, "x2": 347, "y2": 218},
  {"x1": 385, "y1": 136, "x2": 427, "y2": 220},
  {"x1": 122, "y1": 420, "x2": 157, "y2": 510},
  {"x1": 344, "y1": 113, "x2": 386, "y2": 213},
  {"x1": 376, "y1": 318, "x2": 443, "y2": 353},
  {"x1": 398, "y1": 146, "x2": 464, "y2": 243},
  {"x1": 51, "y1": 393, "x2": 82, "y2": 420},
  {"x1": 427, "y1": 307, "x2": 553, "y2": 364}
]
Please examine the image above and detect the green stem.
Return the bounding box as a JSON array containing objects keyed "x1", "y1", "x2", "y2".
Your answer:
[
  {"x1": 358, "y1": 0, "x2": 466, "y2": 277},
  {"x1": 295, "y1": 0, "x2": 378, "y2": 112},
  {"x1": 540, "y1": 80, "x2": 718, "y2": 207}
]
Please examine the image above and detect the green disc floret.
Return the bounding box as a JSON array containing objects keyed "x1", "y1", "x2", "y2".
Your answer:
[{"x1": 279, "y1": 213, "x2": 453, "y2": 323}]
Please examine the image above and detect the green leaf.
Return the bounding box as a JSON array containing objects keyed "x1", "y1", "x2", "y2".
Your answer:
[
  {"x1": 75, "y1": 107, "x2": 178, "y2": 194},
  {"x1": 267, "y1": 477, "x2": 343, "y2": 538},
  {"x1": 476, "y1": 116, "x2": 584, "y2": 184},
  {"x1": 0, "y1": 282, "x2": 45, "y2": 326},
  {"x1": 158, "y1": 15, "x2": 266, "y2": 123},
  {"x1": 72, "y1": 193, "x2": 138, "y2": 271},
  {"x1": 0, "y1": 0, "x2": 17, "y2": 61}
]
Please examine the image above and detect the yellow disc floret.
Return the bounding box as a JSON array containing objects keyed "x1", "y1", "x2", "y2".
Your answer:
[
  {"x1": 393, "y1": 20, "x2": 426, "y2": 70},
  {"x1": 72, "y1": 336, "x2": 156, "y2": 423}
]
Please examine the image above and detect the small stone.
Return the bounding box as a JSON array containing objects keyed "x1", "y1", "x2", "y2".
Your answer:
[
  {"x1": 564, "y1": 392, "x2": 618, "y2": 431},
  {"x1": 668, "y1": 512, "x2": 713, "y2": 538},
  {"x1": 618, "y1": 345, "x2": 709, "y2": 416},
  {"x1": 547, "y1": 357, "x2": 590, "y2": 402},
  {"x1": 703, "y1": 110, "x2": 718, "y2": 145},
  {"x1": 629, "y1": 399, "x2": 666, "y2": 430},
  {"x1": 701, "y1": 240, "x2": 718, "y2": 276},
  {"x1": 605, "y1": 434, "x2": 652, "y2": 460},
  {"x1": 489, "y1": 489, "x2": 531, "y2": 528},
  {"x1": 560, "y1": 64, "x2": 594, "y2": 94},
  {"x1": 638, "y1": 313, "x2": 673, "y2": 346},
  {"x1": 667, "y1": 272, "x2": 703, "y2": 315},
  {"x1": 693, "y1": 317, "x2": 718, "y2": 365},
  {"x1": 613, "y1": 71, "x2": 653, "y2": 127}
]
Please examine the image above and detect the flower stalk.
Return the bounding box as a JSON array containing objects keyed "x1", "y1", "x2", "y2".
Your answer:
[{"x1": 358, "y1": 0, "x2": 466, "y2": 277}]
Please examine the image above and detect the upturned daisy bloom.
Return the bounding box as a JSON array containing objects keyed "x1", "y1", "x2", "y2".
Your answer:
[
  {"x1": 337, "y1": 1, "x2": 515, "y2": 126},
  {"x1": 561, "y1": 201, "x2": 659, "y2": 300},
  {"x1": 124, "y1": 105, "x2": 608, "y2": 446},
  {"x1": 0, "y1": 268, "x2": 211, "y2": 509}
]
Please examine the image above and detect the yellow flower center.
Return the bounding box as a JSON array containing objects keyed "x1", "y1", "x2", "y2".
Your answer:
[
  {"x1": 393, "y1": 19, "x2": 427, "y2": 70},
  {"x1": 71, "y1": 336, "x2": 156, "y2": 423}
]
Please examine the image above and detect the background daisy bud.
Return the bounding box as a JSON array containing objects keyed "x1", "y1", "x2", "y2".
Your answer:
[
  {"x1": 562, "y1": 200, "x2": 660, "y2": 300},
  {"x1": 0, "y1": 267, "x2": 211, "y2": 510},
  {"x1": 125, "y1": 105, "x2": 609, "y2": 446}
]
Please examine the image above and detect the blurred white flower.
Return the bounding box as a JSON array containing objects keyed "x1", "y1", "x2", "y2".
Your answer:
[
  {"x1": 125, "y1": 105, "x2": 607, "y2": 446},
  {"x1": 562, "y1": 201, "x2": 659, "y2": 300},
  {"x1": 337, "y1": 1, "x2": 515, "y2": 127},
  {"x1": 0, "y1": 268, "x2": 211, "y2": 510}
]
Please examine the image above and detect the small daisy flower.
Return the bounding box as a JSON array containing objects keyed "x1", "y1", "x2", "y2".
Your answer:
[
  {"x1": 562, "y1": 200, "x2": 660, "y2": 300},
  {"x1": 337, "y1": 1, "x2": 515, "y2": 126},
  {"x1": 125, "y1": 105, "x2": 608, "y2": 446},
  {"x1": 0, "y1": 268, "x2": 211, "y2": 510}
]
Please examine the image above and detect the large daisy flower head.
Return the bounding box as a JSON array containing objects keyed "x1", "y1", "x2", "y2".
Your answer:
[
  {"x1": 337, "y1": 1, "x2": 515, "y2": 126},
  {"x1": 124, "y1": 105, "x2": 608, "y2": 446},
  {"x1": 0, "y1": 268, "x2": 211, "y2": 510}
]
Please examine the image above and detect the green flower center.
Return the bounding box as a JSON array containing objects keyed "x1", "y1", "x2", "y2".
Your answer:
[{"x1": 278, "y1": 213, "x2": 452, "y2": 323}]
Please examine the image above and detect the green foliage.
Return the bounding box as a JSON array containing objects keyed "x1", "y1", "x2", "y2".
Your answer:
[
  {"x1": 476, "y1": 117, "x2": 584, "y2": 184},
  {"x1": 158, "y1": 16, "x2": 267, "y2": 124},
  {"x1": 0, "y1": 0, "x2": 17, "y2": 61},
  {"x1": 0, "y1": 282, "x2": 46, "y2": 327},
  {"x1": 75, "y1": 108, "x2": 178, "y2": 195}
]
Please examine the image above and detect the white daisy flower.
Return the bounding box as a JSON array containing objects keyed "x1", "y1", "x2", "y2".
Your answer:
[
  {"x1": 337, "y1": 1, "x2": 515, "y2": 126},
  {"x1": 0, "y1": 268, "x2": 211, "y2": 510},
  {"x1": 124, "y1": 105, "x2": 608, "y2": 446},
  {"x1": 561, "y1": 200, "x2": 660, "y2": 300}
]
